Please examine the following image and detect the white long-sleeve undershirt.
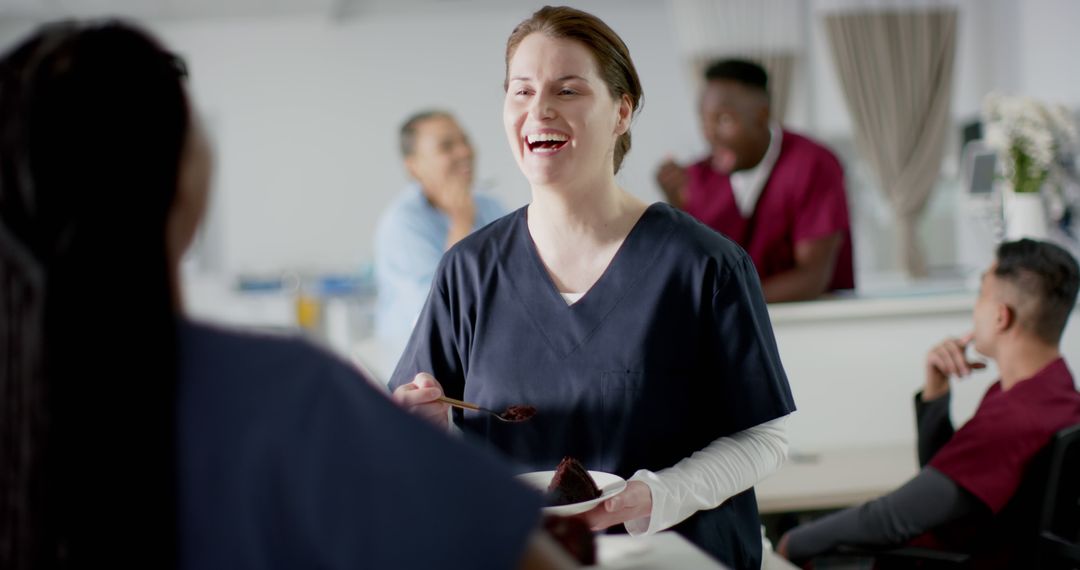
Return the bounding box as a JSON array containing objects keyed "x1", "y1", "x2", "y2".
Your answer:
[{"x1": 624, "y1": 414, "x2": 790, "y2": 535}]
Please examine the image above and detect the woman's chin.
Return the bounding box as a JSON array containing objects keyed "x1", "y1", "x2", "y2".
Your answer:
[{"x1": 522, "y1": 165, "x2": 568, "y2": 188}]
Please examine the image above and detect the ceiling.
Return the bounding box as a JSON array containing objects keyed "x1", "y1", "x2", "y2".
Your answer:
[
  {"x1": 0, "y1": 0, "x2": 328, "y2": 20},
  {"x1": 0, "y1": 0, "x2": 506, "y2": 22}
]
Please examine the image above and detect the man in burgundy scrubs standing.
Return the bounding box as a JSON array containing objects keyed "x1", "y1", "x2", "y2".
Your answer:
[
  {"x1": 778, "y1": 239, "x2": 1080, "y2": 566},
  {"x1": 656, "y1": 59, "x2": 853, "y2": 302}
]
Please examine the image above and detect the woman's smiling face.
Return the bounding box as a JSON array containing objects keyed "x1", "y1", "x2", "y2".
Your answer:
[{"x1": 503, "y1": 32, "x2": 630, "y2": 188}]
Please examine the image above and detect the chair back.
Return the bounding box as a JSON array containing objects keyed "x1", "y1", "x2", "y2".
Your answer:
[{"x1": 1035, "y1": 423, "x2": 1080, "y2": 569}]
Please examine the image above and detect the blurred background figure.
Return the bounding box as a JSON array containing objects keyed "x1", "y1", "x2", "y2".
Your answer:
[
  {"x1": 374, "y1": 110, "x2": 504, "y2": 358},
  {"x1": 656, "y1": 59, "x2": 854, "y2": 303}
]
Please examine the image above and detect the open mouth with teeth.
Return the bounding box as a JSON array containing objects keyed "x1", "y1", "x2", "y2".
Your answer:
[{"x1": 526, "y1": 132, "x2": 569, "y2": 154}]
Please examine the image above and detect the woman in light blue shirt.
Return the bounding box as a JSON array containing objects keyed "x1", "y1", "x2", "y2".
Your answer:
[{"x1": 374, "y1": 111, "x2": 505, "y2": 353}]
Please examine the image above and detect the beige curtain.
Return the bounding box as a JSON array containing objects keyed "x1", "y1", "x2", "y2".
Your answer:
[
  {"x1": 824, "y1": 9, "x2": 957, "y2": 277},
  {"x1": 691, "y1": 52, "x2": 796, "y2": 123}
]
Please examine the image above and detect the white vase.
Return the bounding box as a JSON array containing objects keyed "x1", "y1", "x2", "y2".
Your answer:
[{"x1": 1004, "y1": 190, "x2": 1049, "y2": 240}]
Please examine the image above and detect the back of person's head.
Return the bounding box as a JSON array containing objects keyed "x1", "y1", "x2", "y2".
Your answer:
[
  {"x1": 399, "y1": 109, "x2": 452, "y2": 158},
  {"x1": 994, "y1": 239, "x2": 1080, "y2": 346},
  {"x1": 704, "y1": 58, "x2": 769, "y2": 97},
  {"x1": 504, "y1": 5, "x2": 643, "y2": 174},
  {"x1": 0, "y1": 20, "x2": 189, "y2": 568}
]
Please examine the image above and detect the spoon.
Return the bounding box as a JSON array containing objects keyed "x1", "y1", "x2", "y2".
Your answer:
[{"x1": 437, "y1": 396, "x2": 536, "y2": 423}]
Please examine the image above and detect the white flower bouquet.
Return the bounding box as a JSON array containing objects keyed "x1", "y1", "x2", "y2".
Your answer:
[{"x1": 982, "y1": 93, "x2": 1079, "y2": 194}]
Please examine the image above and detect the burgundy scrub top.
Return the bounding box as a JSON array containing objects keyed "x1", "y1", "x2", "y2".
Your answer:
[
  {"x1": 685, "y1": 130, "x2": 854, "y2": 292},
  {"x1": 930, "y1": 358, "x2": 1080, "y2": 513}
]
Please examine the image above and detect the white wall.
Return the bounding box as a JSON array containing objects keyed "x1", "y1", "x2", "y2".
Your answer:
[
  {"x1": 773, "y1": 296, "x2": 1080, "y2": 451},
  {"x1": 165, "y1": 0, "x2": 1080, "y2": 277},
  {"x1": 1018, "y1": 0, "x2": 1080, "y2": 106},
  {"x1": 4, "y1": 0, "x2": 1080, "y2": 463},
  {"x1": 2, "y1": 0, "x2": 1080, "y2": 277},
  {"x1": 148, "y1": 1, "x2": 700, "y2": 274}
]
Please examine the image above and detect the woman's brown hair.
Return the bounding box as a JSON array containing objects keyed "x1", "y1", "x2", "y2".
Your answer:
[{"x1": 505, "y1": 5, "x2": 643, "y2": 174}]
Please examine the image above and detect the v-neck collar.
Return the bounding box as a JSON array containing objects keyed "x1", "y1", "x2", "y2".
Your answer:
[{"x1": 500, "y1": 202, "x2": 676, "y2": 359}]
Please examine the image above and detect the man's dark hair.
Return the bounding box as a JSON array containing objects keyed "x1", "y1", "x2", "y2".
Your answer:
[
  {"x1": 704, "y1": 58, "x2": 769, "y2": 96},
  {"x1": 399, "y1": 110, "x2": 451, "y2": 157},
  {"x1": 994, "y1": 239, "x2": 1080, "y2": 344}
]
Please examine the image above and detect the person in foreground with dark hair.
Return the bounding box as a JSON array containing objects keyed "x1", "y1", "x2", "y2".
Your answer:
[
  {"x1": 656, "y1": 59, "x2": 854, "y2": 302},
  {"x1": 778, "y1": 239, "x2": 1080, "y2": 567},
  {"x1": 0, "y1": 20, "x2": 574, "y2": 570}
]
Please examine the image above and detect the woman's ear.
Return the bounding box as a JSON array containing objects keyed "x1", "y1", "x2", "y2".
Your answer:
[{"x1": 614, "y1": 93, "x2": 632, "y2": 136}]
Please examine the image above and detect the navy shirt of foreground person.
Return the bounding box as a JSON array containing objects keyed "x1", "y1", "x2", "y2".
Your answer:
[
  {"x1": 177, "y1": 320, "x2": 543, "y2": 570},
  {"x1": 390, "y1": 203, "x2": 796, "y2": 565}
]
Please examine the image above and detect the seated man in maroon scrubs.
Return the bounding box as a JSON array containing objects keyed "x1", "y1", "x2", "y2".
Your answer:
[
  {"x1": 778, "y1": 239, "x2": 1080, "y2": 566},
  {"x1": 656, "y1": 59, "x2": 853, "y2": 302}
]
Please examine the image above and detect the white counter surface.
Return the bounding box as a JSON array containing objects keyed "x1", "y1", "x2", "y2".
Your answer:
[{"x1": 768, "y1": 291, "x2": 975, "y2": 324}]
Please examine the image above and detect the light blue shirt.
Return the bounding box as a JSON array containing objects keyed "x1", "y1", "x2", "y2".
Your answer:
[{"x1": 374, "y1": 184, "x2": 504, "y2": 357}]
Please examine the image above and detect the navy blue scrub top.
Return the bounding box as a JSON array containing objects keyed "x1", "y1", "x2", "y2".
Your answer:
[
  {"x1": 177, "y1": 320, "x2": 543, "y2": 570},
  {"x1": 390, "y1": 202, "x2": 796, "y2": 569}
]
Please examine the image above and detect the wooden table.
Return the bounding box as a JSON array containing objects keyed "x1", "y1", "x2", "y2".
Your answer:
[{"x1": 755, "y1": 444, "x2": 920, "y2": 514}]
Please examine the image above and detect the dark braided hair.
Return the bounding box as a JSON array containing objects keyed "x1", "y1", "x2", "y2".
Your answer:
[{"x1": 0, "y1": 21, "x2": 189, "y2": 568}]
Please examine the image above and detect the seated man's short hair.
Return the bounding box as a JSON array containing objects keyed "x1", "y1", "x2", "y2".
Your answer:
[{"x1": 995, "y1": 239, "x2": 1080, "y2": 344}]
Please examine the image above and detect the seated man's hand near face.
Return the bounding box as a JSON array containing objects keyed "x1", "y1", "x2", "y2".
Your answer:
[{"x1": 924, "y1": 333, "x2": 986, "y2": 400}]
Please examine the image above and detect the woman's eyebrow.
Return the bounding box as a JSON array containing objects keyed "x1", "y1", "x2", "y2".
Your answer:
[{"x1": 509, "y1": 74, "x2": 589, "y2": 82}]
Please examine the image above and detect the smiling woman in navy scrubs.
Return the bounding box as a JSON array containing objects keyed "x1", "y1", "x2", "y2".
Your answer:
[{"x1": 390, "y1": 6, "x2": 795, "y2": 569}]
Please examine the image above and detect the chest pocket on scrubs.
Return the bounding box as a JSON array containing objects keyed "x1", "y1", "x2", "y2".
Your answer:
[{"x1": 600, "y1": 370, "x2": 644, "y2": 473}]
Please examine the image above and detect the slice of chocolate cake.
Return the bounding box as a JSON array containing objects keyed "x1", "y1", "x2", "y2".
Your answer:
[
  {"x1": 546, "y1": 457, "x2": 601, "y2": 506},
  {"x1": 543, "y1": 515, "x2": 596, "y2": 565}
]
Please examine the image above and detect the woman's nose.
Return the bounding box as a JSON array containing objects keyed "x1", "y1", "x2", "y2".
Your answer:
[{"x1": 529, "y1": 93, "x2": 555, "y2": 120}]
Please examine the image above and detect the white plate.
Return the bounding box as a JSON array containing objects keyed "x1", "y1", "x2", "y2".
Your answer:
[{"x1": 517, "y1": 470, "x2": 627, "y2": 516}]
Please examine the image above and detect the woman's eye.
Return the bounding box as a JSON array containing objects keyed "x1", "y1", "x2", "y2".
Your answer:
[{"x1": 559, "y1": 89, "x2": 577, "y2": 96}]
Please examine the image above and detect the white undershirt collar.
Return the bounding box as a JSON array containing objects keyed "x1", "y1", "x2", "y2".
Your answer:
[
  {"x1": 729, "y1": 122, "x2": 783, "y2": 218},
  {"x1": 559, "y1": 291, "x2": 585, "y2": 305}
]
